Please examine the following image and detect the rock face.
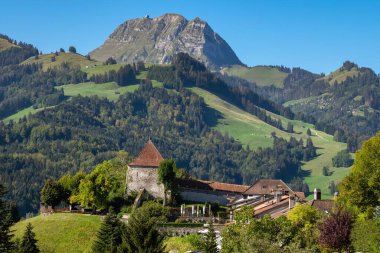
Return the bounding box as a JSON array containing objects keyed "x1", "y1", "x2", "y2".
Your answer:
[{"x1": 90, "y1": 13, "x2": 242, "y2": 70}]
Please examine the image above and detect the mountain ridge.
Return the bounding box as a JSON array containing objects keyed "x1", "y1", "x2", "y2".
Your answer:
[{"x1": 90, "y1": 13, "x2": 242, "y2": 70}]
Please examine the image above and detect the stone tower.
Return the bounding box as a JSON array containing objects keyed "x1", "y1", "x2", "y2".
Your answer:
[{"x1": 126, "y1": 140, "x2": 165, "y2": 199}]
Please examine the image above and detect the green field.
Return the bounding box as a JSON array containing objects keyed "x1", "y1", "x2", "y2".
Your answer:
[
  {"x1": 221, "y1": 65, "x2": 288, "y2": 88},
  {"x1": 57, "y1": 80, "x2": 163, "y2": 101},
  {"x1": 22, "y1": 52, "x2": 97, "y2": 70},
  {"x1": 57, "y1": 82, "x2": 139, "y2": 101},
  {"x1": 12, "y1": 213, "x2": 102, "y2": 253},
  {"x1": 3, "y1": 106, "x2": 40, "y2": 123},
  {"x1": 190, "y1": 87, "x2": 350, "y2": 199},
  {"x1": 12, "y1": 213, "x2": 198, "y2": 253},
  {"x1": 83, "y1": 63, "x2": 126, "y2": 77}
]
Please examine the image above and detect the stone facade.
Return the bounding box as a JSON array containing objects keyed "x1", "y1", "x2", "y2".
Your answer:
[{"x1": 127, "y1": 166, "x2": 165, "y2": 199}]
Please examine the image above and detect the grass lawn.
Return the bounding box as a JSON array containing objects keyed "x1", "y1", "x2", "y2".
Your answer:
[
  {"x1": 12, "y1": 213, "x2": 102, "y2": 253},
  {"x1": 190, "y1": 87, "x2": 350, "y2": 199},
  {"x1": 221, "y1": 65, "x2": 288, "y2": 88},
  {"x1": 164, "y1": 234, "x2": 201, "y2": 253}
]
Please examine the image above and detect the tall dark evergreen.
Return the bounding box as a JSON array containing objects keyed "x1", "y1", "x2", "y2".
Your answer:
[
  {"x1": 0, "y1": 184, "x2": 14, "y2": 252},
  {"x1": 92, "y1": 213, "x2": 124, "y2": 253},
  {"x1": 201, "y1": 223, "x2": 219, "y2": 253},
  {"x1": 121, "y1": 210, "x2": 165, "y2": 253},
  {"x1": 20, "y1": 223, "x2": 39, "y2": 253}
]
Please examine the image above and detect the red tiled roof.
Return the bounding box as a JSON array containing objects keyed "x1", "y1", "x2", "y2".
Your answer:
[
  {"x1": 176, "y1": 178, "x2": 250, "y2": 194},
  {"x1": 209, "y1": 181, "x2": 250, "y2": 193},
  {"x1": 129, "y1": 140, "x2": 164, "y2": 167}
]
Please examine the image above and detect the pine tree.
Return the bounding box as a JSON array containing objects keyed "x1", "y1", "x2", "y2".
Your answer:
[
  {"x1": 201, "y1": 223, "x2": 219, "y2": 253},
  {"x1": 20, "y1": 223, "x2": 39, "y2": 253},
  {"x1": 92, "y1": 213, "x2": 123, "y2": 253},
  {"x1": 0, "y1": 184, "x2": 14, "y2": 252},
  {"x1": 122, "y1": 210, "x2": 165, "y2": 253}
]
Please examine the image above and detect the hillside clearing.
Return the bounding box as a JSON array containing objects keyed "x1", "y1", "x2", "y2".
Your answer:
[
  {"x1": 190, "y1": 87, "x2": 349, "y2": 199},
  {"x1": 57, "y1": 80, "x2": 163, "y2": 101},
  {"x1": 22, "y1": 52, "x2": 97, "y2": 70},
  {"x1": 221, "y1": 65, "x2": 288, "y2": 88}
]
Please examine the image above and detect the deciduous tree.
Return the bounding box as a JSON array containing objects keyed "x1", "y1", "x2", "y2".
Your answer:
[{"x1": 318, "y1": 208, "x2": 353, "y2": 252}]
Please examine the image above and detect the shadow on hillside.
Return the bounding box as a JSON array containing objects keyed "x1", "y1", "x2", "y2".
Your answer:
[
  {"x1": 299, "y1": 168, "x2": 311, "y2": 177},
  {"x1": 204, "y1": 105, "x2": 222, "y2": 127}
]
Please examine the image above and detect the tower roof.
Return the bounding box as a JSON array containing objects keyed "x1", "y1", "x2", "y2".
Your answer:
[{"x1": 129, "y1": 140, "x2": 164, "y2": 167}]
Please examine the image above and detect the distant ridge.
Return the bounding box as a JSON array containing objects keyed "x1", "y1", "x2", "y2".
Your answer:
[{"x1": 90, "y1": 13, "x2": 243, "y2": 70}]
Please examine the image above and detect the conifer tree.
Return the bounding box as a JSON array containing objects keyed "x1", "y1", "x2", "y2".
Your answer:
[
  {"x1": 20, "y1": 223, "x2": 39, "y2": 253},
  {"x1": 122, "y1": 210, "x2": 165, "y2": 253},
  {"x1": 92, "y1": 213, "x2": 123, "y2": 253},
  {"x1": 201, "y1": 223, "x2": 219, "y2": 253},
  {"x1": 0, "y1": 184, "x2": 14, "y2": 252}
]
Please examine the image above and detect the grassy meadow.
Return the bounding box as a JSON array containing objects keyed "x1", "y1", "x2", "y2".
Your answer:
[
  {"x1": 12, "y1": 213, "x2": 102, "y2": 253},
  {"x1": 22, "y1": 52, "x2": 97, "y2": 70},
  {"x1": 12, "y1": 213, "x2": 198, "y2": 253},
  {"x1": 221, "y1": 65, "x2": 288, "y2": 88},
  {"x1": 190, "y1": 87, "x2": 350, "y2": 199}
]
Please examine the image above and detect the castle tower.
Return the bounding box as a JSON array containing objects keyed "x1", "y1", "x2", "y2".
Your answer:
[{"x1": 126, "y1": 140, "x2": 165, "y2": 199}]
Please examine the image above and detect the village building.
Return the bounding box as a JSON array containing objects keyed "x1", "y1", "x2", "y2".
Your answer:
[
  {"x1": 126, "y1": 140, "x2": 250, "y2": 205},
  {"x1": 306, "y1": 188, "x2": 335, "y2": 214},
  {"x1": 126, "y1": 140, "x2": 310, "y2": 220}
]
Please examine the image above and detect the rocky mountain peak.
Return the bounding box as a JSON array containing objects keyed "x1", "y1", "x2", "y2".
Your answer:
[{"x1": 90, "y1": 13, "x2": 242, "y2": 70}]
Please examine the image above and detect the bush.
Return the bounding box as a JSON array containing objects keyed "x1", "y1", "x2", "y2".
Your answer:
[{"x1": 351, "y1": 219, "x2": 380, "y2": 253}]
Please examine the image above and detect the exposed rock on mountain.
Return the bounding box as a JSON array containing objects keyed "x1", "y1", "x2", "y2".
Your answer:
[{"x1": 90, "y1": 13, "x2": 242, "y2": 70}]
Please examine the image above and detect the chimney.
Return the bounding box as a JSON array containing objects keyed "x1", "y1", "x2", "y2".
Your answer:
[
  {"x1": 289, "y1": 195, "x2": 295, "y2": 209},
  {"x1": 314, "y1": 188, "x2": 321, "y2": 200}
]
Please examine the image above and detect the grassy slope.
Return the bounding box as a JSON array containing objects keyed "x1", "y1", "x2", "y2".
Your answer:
[
  {"x1": 57, "y1": 82, "x2": 139, "y2": 101},
  {"x1": 320, "y1": 66, "x2": 360, "y2": 85},
  {"x1": 3, "y1": 106, "x2": 41, "y2": 123},
  {"x1": 221, "y1": 65, "x2": 288, "y2": 88},
  {"x1": 12, "y1": 213, "x2": 196, "y2": 253},
  {"x1": 4, "y1": 68, "x2": 160, "y2": 121},
  {"x1": 22, "y1": 52, "x2": 97, "y2": 70},
  {"x1": 12, "y1": 213, "x2": 102, "y2": 253},
  {"x1": 190, "y1": 87, "x2": 349, "y2": 199},
  {"x1": 0, "y1": 38, "x2": 18, "y2": 52}
]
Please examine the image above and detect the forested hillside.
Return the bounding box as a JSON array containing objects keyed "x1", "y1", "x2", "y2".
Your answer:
[
  {"x1": 0, "y1": 81, "x2": 318, "y2": 215},
  {"x1": 222, "y1": 61, "x2": 380, "y2": 151}
]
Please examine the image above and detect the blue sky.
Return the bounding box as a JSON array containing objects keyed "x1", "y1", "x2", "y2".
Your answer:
[{"x1": 1, "y1": 0, "x2": 379, "y2": 73}]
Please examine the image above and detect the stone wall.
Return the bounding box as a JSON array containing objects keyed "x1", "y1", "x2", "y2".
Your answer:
[
  {"x1": 127, "y1": 166, "x2": 165, "y2": 199},
  {"x1": 159, "y1": 224, "x2": 224, "y2": 237}
]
